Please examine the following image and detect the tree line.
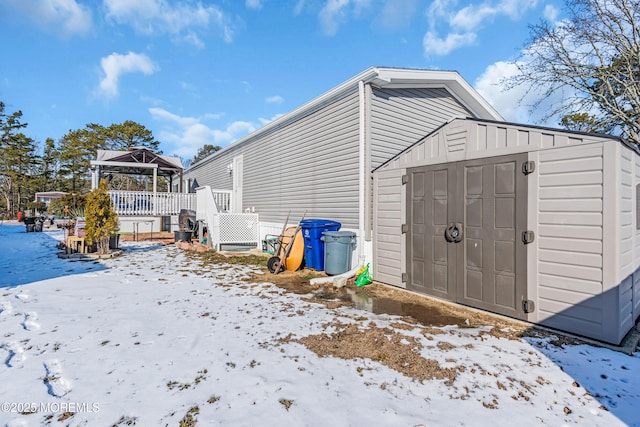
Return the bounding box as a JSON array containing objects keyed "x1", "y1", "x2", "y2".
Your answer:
[
  {"x1": 0, "y1": 101, "x2": 222, "y2": 219},
  {"x1": 0, "y1": 101, "x2": 163, "y2": 218}
]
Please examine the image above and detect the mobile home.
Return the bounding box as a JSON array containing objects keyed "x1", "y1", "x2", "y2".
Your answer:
[{"x1": 184, "y1": 67, "x2": 503, "y2": 262}]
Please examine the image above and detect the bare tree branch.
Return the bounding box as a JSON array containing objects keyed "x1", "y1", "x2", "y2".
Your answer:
[{"x1": 504, "y1": 0, "x2": 640, "y2": 143}]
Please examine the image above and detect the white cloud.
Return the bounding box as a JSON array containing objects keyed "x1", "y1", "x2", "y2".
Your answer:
[
  {"x1": 258, "y1": 113, "x2": 284, "y2": 126},
  {"x1": 293, "y1": 0, "x2": 306, "y2": 15},
  {"x1": 319, "y1": 0, "x2": 371, "y2": 36},
  {"x1": 376, "y1": 0, "x2": 417, "y2": 29},
  {"x1": 246, "y1": 0, "x2": 264, "y2": 10},
  {"x1": 474, "y1": 60, "x2": 560, "y2": 125},
  {"x1": 4, "y1": 0, "x2": 92, "y2": 36},
  {"x1": 424, "y1": 0, "x2": 539, "y2": 56},
  {"x1": 149, "y1": 107, "x2": 256, "y2": 158},
  {"x1": 178, "y1": 81, "x2": 196, "y2": 91},
  {"x1": 265, "y1": 95, "x2": 284, "y2": 104},
  {"x1": 103, "y1": 0, "x2": 238, "y2": 46},
  {"x1": 182, "y1": 31, "x2": 205, "y2": 49},
  {"x1": 423, "y1": 30, "x2": 476, "y2": 56},
  {"x1": 98, "y1": 52, "x2": 159, "y2": 99},
  {"x1": 543, "y1": 4, "x2": 559, "y2": 21},
  {"x1": 319, "y1": 0, "x2": 350, "y2": 36}
]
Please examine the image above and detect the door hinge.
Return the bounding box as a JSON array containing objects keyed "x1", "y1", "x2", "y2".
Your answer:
[
  {"x1": 401, "y1": 273, "x2": 407, "y2": 283},
  {"x1": 401, "y1": 224, "x2": 409, "y2": 234},
  {"x1": 522, "y1": 230, "x2": 535, "y2": 244},
  {"x1": 522, "y1": 299, "x2": 535, "y2": 314},
  {"x1": 522, "y1": 161, "x2": 535, "y2": 175},
  {"x1": 402, "y1": 174, "x2": 409, "y2": 185}
]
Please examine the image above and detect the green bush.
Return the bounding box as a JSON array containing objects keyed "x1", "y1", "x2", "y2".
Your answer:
[{"x1": 84, "y1": 179, "x2": 118, "y2": 254}]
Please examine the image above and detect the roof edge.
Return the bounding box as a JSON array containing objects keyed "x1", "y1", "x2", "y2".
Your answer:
[
  {"x1": 187, "y1": 67, "x2": 503, "y2": 172},
  {"x1": 373, "y1": 117, "x2": 633, "y2": 173}
]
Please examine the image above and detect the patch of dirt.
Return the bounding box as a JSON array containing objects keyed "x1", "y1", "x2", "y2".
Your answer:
[
  {"x1": 180, "y1": 250, "x2": 569, "y2": 382},
  {"x1": 356, "y1": 282, "x2": 529, "y2": 338},
  {"x1": 288, "y1": 321, "x2": 461, "y2": 384},
  {"x1": 185, "y1": 249, "x2": 269, "y2": 268},
  {"x1": 250, "y1": 269, "x2": 325, "y2": 294}
]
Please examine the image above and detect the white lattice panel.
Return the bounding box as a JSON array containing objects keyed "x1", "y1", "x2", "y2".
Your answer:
[{"x1": 211, "y1": 213, "x2": 259, "y2": 247}]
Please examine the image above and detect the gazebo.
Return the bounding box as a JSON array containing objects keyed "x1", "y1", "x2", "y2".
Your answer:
[
  {"x1": 90, "y1": 147, "x2": 196, "y2": 232},
  {"x1": 90, "y1": 147, "x2": 184, "y2": 193}
]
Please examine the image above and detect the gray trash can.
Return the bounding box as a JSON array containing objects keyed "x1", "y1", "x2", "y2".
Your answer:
[{"x1": 321, "y1": 231, "x2": 357, "y2": 276}]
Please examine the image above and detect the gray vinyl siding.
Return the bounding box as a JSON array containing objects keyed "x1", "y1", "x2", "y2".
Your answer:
[
  {"x1": 369, "y1": 88, "x2": 471, "y2": 169},
  {"x1": 373, "y1": 169, "x2": 404, "y2": 287},
  {"x1": 187, "y1": 150, "x2": 235, "y2": 191},
  {"x1": 536, "y1": 144, "x2": 605, "y2": 338},
  {"x1": 188, "y1": 91, "x2": 361, "y2": 228}
]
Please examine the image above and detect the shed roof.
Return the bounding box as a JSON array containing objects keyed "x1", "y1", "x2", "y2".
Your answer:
[
  {"x1": 187, "y1": 66, "x2": 504, "y2": 172},
  {"x1": 373, "y1": 117, "x2": 630, "y2": 173}
]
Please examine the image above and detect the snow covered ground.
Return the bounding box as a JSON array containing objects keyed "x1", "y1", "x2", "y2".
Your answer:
[{"x1": 0, "y1": 221, "x2": 638, "y2": 426}]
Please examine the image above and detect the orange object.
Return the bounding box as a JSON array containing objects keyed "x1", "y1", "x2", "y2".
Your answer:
[{"x1": 277, "y1": 227, "x2": 304, "y2": 271}]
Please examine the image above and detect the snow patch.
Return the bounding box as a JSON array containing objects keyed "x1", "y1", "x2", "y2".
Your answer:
[
  {"x1": 1, "y1": 341, "x2": 25, "y2": 367},
  {"x1": 21, "y1": 312, "x2": 40, "y2": 331},
  {"x1": 43, "y1": 360, "x2": 72, "y2": 397}
]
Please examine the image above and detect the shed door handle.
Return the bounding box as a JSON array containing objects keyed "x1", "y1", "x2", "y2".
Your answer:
[{"x1": 445, "y1": 223, "x2": 463, "y2": 243}]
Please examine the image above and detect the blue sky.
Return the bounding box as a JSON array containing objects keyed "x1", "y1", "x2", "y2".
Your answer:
[{"x1": 0, "y1": 0, "x2": 562, "y2": 160}]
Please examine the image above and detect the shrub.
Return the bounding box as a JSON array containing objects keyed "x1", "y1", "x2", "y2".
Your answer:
[{"x1": 84, "y1": 179, "x2": 118, "y2": 254}]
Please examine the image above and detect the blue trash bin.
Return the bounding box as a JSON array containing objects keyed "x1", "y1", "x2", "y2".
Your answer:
[{"x1": 300, "y1": 219, "x2": 341, "y2": 271}]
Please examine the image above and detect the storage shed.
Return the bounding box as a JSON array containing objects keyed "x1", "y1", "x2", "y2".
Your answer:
[
  {"x1": 373, "y1": 117, "x2": 640, "y2": 345},
  {"x1": 184, "y1": 67, "x2": 503, "y2": 262}
]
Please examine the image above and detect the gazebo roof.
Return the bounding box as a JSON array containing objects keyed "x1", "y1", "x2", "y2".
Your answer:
[{"x1": 93, "y1": 147, "x2": 183, "y2": 177}]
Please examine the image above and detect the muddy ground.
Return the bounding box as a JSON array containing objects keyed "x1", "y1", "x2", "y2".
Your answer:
[{"x1": 182, "y1": 247, "x2": 582, "y2": 383}]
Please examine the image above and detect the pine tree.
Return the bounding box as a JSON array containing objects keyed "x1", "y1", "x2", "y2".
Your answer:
[{"x1": 85, "y1": 179, "x2": 118, "y2": 254}]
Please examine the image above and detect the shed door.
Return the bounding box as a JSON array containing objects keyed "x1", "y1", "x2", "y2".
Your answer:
[
  {"x1": 406, "y1": 154, "x2": 529, "y2": 320},
  {"x1": 407, "y1": 165, "x2": 457, "y2": 301}
]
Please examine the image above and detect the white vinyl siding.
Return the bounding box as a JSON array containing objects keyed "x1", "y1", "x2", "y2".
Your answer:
[
  {"x1": 377, "y1": 119, "x2": 609, "y2": 173},
  {"x1": 620, "y1": 147, "x2": 635, "y2": 276},
  {"x1": 616, "y1": 144, "x2": 640, "y2": 335},
  {"x1": 369, "y1": 88, "x2": 470, "y2": 169},
  {"x1": 635, "y1": 153, "x2": 640, "y2": 320},
  {"x1": 373, "y1": 169, "x2": 404, "y2": 287},
  {"x1": 536, "y1": 144, "x2": 605, "y2": 337}
]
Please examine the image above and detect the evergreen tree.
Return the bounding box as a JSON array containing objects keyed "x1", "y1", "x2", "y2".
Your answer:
[
  {"x1": 57, "y1": 128, "x2": 103, "y2": 193},
  {"x1": 40, "y1": 137, "x2": 60, "y2": 191},
  {"x1": 0, "y1": 102, "x2": 33, "y2": 216},
  {"x1": 84, "y1": 179, "x2": 118, "y2": 254},
  {"x1": 0, "y1": 132, "x2": 39, "y2": 215},
  {"x1": 186, "y1": 144, "x2": 221, "y2": 167},
  {"x1": 91, "y1": 120, "x2": 161, "y2": 152}
]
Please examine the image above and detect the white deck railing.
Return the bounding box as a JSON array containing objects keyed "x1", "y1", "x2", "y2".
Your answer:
[{"x1": 109, "y1": 191, "x2": 197, "y2": 216}]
